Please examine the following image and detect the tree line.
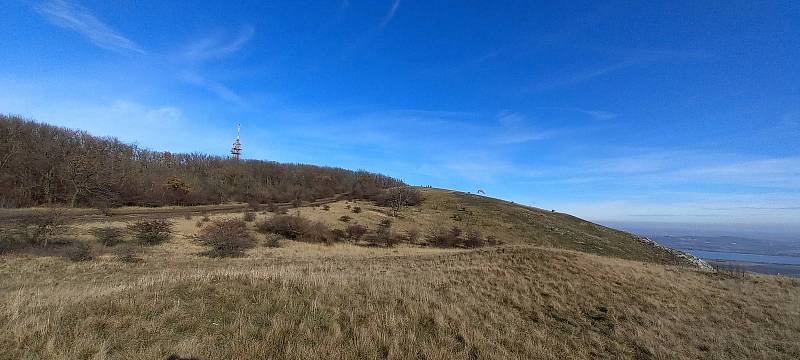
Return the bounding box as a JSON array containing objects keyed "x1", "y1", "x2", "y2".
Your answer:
[{"x1": 0, "y1": 115, "x2": 402, "y2": 208}]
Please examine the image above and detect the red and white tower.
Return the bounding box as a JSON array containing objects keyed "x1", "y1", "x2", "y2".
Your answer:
[{"x1": 231, "y1": 123, "x2": 242, "y2": 159}]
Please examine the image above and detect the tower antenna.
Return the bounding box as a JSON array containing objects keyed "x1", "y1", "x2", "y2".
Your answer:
[{"x1": 231, "y1": 123, "x2": 242, "y2": 160}]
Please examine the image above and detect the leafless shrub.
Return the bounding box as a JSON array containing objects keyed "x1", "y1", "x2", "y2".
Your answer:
[
  {"x1": 331, "y1": 228, "x2": 347, "y2": 240},
  {"x1": 64, "y1": 242, "x2": 94, "y2": 262},
  {"x1": 486, "y1": 234, "x2": 500, "y2": 246},
  {"x1": 195, "y1": 219, "x2": 255, "y2": 258},
  {"x1": 90, "y1": 227, "x2": 125, "y2": 246},
  {"x1": 256, "y1": 215, "x2": 310, "y2": 239},
  {"x1": 20, "y1": 208, "x2": 69, "y2": 247},
  {"x1": 302, "y1": 221, "x2": 338, "y2": 244},
  {"x1": 351, "y1": 206, "x2": 362, "y2": 214},
  {"x1": 184, "y1": 213, "x2": 193, "y2": 220},
  {"x1": 115, "y1": 245, "x2": 142, "y2": 263},
  {"x1": 463, "y1": 230, "x2": 486, "y2": 248},
  {"x1": 0, "y1": 233, "x2": 22, "y2": 255},
  {"x1": 404, "y1": 227, "x2": 420, "y2": 243},
  {"x1": 378, "y1": 218, "x2": 393, "y2": 229},
  {"x1": 375, "y1": 186, "x2": 423, "y2": 216},
  {"x1": 322, "y1": 204, "x2": 330, "y2": 211},
  {"x1": 426, "y1": 226, "x2": 464, "y2": 248},
  {"x1": 346, "y1": 224, "x2": 368, "y2": 240},
  {"x1": 243, "y1": 211, "x2": 256, "y2": 222},
  {"x1": 255, "y1": 215, "x2": 340, "y2": 244},
  {"x1": 339, "y1": 215, "x2": 352, "y2": 223},
  {"x1": 247, "y1": 200, "x2": 262, "y2": 212},
  {"x1": 127, "y1": 218, "x2": 173, "y2": 245},
  {"x1": 264, "y1": 233, "x2": 283, "y2": 248}
]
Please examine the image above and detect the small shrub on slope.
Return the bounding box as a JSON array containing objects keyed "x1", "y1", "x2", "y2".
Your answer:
[
  {"x1": 196, "y1": 219, "x2": 255, "y2": 258},
  {"x1": 256, "y1": 215, "x2": 310, "y2": 239},
  {"x1": 64, "y1": 242, "x2": 94, "y2": 262},
  {"x1": 90, "y1": 227, "x2": 125, "y2": 246},
  {"x1": 127, "y1": 218, "x2": 173, "y2": 245},
  {"x1": 346, "y1": 224, "x2": 368, "y2": 240}
]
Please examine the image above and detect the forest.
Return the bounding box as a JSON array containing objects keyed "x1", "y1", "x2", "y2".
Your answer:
[{"x1": 0, "y1": 115, "x2": 403, "y2": 208}]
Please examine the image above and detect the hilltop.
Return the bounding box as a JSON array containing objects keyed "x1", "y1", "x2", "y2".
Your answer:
[{"x1": 1, "y1": 118, "x2": 799, "y2": 359}]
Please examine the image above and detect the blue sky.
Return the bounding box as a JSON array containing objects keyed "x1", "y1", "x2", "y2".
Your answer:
[{"x1": 2, "y1": 1, "x2": 799, "y2": 229}]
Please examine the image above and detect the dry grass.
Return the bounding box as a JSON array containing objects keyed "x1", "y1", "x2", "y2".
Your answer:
[
  {"x1": 1, "y1": 189, "x2": 798, "y2": 359},
  {"x1": 296, "y1": 188, "x2": 691, "y2": 265},
  {"x1": 1, "y1": 245, "x2": 798, "y2": 359}
]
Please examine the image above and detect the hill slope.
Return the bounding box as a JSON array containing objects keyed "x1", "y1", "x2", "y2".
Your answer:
[
  {"x1": 1, "y1": 243, "x2": 797, "y2": 359},
  {"x1": 295, "y1": 188, "x2": 702, "y2": 266}
]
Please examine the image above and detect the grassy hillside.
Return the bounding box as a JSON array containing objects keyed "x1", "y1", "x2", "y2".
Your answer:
[
  {"x1": 1, "y1": 188, "x2": 797, "y2": 359},
  {"x1": 1, "y1": 244, "x2": 798, "y2": 359},
  {"x1": 295, "y1": 188, "x2": 697, "y2": 266}
]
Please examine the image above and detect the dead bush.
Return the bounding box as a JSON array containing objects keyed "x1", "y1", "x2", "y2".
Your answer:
[
  {"x1": 115, "y1": 245, "x2": 142, "y2": 263},
  {"x1": 256, "y1": 215, "x2": 310, "y2": 239},
  {"x1": 404, "y1": 228, "x2": 420, "y2": 243},
  {"x1": 364, "y1": 229, "x2": 401, "y2": 248},
  {"x1": 339, "y1": 215, "x2": 352, "y2": 223},
  {"x1": 463, "y1": 230, "x2": 486, "y2": 248},
  {"x1": 264, "y1": 233, "x2": 283, "y2": 248},
  {"x1": 243, "y1": 211, "x2": 256, "y2": 222},
  {"x1": 331, "y1": 228, "x2": 347, "y2": 240},
  {"x1": 378, "y1": 218, "x2": 393, "y2": 229},
  {"x1": 351, "y1": 206, "x2": 362, "y2": 214},
  {"x1": 127, "y1": 218, "x2": 173, "y2": 245},
  {"x1": 426, "y1": 226, "x2": 464, "y2": 248},
  {"x1": 346, "y1": 224, "x2": 368, "y2": 240},
  {"x1": 90, "y1": 227, "x2": 125, "y2": 246},
  {"x1": 183, "y1": 213, "x2": 192, "y2": 220},
  {"x1": 302, "y1": 221, "x2": 338, "y2": 244},
  {"x1": 20, "y1": 208, "x2": 69, "y2": 247},
  {"x1": 322, "y1": 204, "x2": 330, "y2": 211},
  {"x1": 247, "y1": 200, "x2": 262, "y2": 212},
  {"x1": 374, "y1": 186, "x2": 423, "y2": 215},
  {"x1": 195, "y1": 219, "x2": 255, "y2": 258},
  {"x1": 0, "y1": 233, "x2": 23, "y2": 255},
  {"x1": 64, "y1": 242, "x2": 94, "y2": 262}
]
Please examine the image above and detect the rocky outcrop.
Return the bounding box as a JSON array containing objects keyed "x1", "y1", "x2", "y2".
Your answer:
[{"x1": 635, "y1": 235, "x2": 714, "y2": 270}]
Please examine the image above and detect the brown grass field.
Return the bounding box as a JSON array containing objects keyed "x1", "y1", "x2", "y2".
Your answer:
[{"x1": 1, "y1": 189, "x2": 799, "y2": 359}]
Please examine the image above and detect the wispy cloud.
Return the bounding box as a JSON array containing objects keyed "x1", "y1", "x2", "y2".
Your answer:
[
  {"x1": 576, "y1": 109, "x2": 618, "y2": 120},
  {"x1": 35, "y1": 0, "x2": 145, "y2": 54},
  {"x1": 180, "y1": 25, "x2": 255, "y2": 62},
  {"x1": 672, "y1": 157, "x2": 800, "y2": 187},
  {"x1": 34, "y1": 1, "x2": 253, "y2": 105},
  {"x1": 494, "y1": 110, "x2": 557, "y2": 144},
  {"x1": 377, "y1": 0, "x2": 401, "y2": 31},
  {"x1": 529, "y1": 49, "x2": 708, "y2": 91},
  {"x1": 573, "y1": 150, "x2": 800, "y2": 189},
  {"x1": 179, "y1": 72, "x2": 246, "y2": 107}
]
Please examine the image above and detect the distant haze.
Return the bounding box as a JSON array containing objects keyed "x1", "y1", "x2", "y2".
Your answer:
[{"x1": 600, "y1": 221, "x2": 800, "y2": 243}]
